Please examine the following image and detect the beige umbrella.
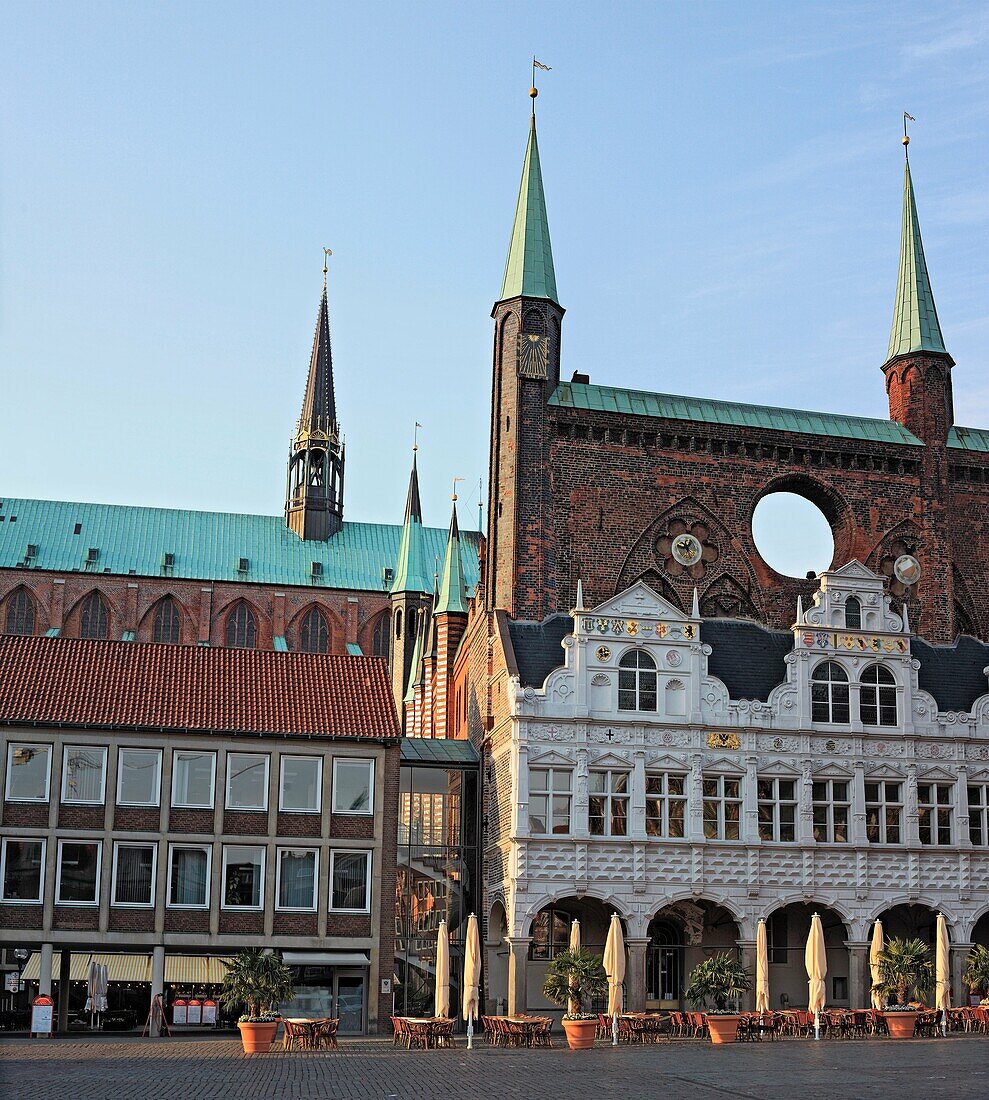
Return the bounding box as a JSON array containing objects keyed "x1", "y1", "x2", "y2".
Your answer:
[
  {"x1": 462, "y1": 913, "x2": 481, "y2": 1049},
  {"x1": 603, "y1": 913, "x2": 625, "y2": 1046},
  {"x1": 869, "y1": 920, "x2": 885, "y2": 1010},
  {"x1": 805, "y1": 912, "x2": 827, "y2": 1040},
  {"x1": 434, "y1": 920, "x2": 450, "y2": 1019},
  {"x1": 755, "y1": 919, "x2": 770, "y2": 1016},
  {"x1": 568, "y1": 920, "x2": 581, "y2": 1015},
  {"x1": 935, "y1": 913, "x2": 950, "y2": 1034}
]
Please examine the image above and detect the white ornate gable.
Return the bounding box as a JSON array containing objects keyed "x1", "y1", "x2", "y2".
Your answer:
[
  {"x1": 800, "y1": 559, "x2": 905, "y2": 634},
  {"x1": 584, "y1": 580, "x2": 690, "y2": 623}
]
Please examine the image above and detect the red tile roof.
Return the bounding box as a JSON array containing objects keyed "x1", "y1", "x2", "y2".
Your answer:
[{"x1": 0, "y1": 636, "x2": 399, "y2": 739}]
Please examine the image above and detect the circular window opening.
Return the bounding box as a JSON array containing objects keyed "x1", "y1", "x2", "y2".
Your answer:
[{"x1": 752, "y1": 492, "x2": 834, "y2": 579}]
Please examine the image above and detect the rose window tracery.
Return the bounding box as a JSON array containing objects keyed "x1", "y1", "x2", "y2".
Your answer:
[
  {"x1": 656, "y1": 520, "x2": 719, "y2": 579},
  {"x1": 878, "y1": 537, "x2": 920, "y2": 598}
]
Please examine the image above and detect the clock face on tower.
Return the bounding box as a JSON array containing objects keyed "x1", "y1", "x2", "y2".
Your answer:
[{"x1": 518, "y1": 332, "x2": 548, "y2": 377}]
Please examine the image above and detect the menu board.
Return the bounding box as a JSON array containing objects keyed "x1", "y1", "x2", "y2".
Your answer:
[
  {"x1": 186, "y1": 999, "x2": 202, "y2": 1025},
  {"x1": 31, "y1": 997, "x2": 54, "y2": 1036},
  {"x1": 202, "y1": 1000, "x2": 217, "y2": 1025},
  {"x1": 172, "y1": 1000, "x2": 188, "y2": 1025}
]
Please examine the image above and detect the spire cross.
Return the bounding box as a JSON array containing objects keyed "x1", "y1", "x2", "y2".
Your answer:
[{"x1": 322, "y1": 247, "x2": 332, "y2": 288}]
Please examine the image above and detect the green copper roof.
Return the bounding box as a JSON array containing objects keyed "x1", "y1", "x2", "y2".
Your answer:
[
  {"x1": 549, "y1": 382, "x2": 924, "y2": 445},
  {"x1": 948, "y1": 425, "x2": 989, "y2": 452},
  {"x1": 434, "y1": 502, "x2": 469, "y2": 615},
  {"x1": 499, "y1": 117, "x2": 558, "y2": 303},
  {"x1": 390, "y1": 457, "x2": 434, "y2": 594},
  {"x1": 885, "y1": 156, "x2": 948, "y2": 364},
  {"x1": 403, "y1": 609, "x2": 426, "y2": 705},
  {"x1": 0, "y1": 497, "x2": 479, "y2": 593}
]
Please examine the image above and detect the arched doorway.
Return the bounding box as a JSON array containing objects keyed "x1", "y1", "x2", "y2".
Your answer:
[
  {"x1": 646, "y1": 918, "x2": 682, "y2": 1006},
  {"x1": 486, "y1": 900, "x2": 509, "y2": 1015},
  {"x1": 646, "y1": 899, "x2": 740, "y2": 1009},
  {"x1": 875, "y1": 903, "x2": 940, "y2": 946},
  {"x1": 762, "y1": 903, "x2": 850, "y2": 1010}
]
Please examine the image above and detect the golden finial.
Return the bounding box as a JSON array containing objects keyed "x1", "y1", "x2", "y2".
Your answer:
[
  {"x1": 903, "y1": 112, "x2": 915, "y2": 150},
  {"x1": 322, "y1": 246, "x2": 332, "y2": 288}
]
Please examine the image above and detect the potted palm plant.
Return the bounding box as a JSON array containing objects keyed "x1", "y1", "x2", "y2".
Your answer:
[
  {"x1": 962, "y1": 945, "x2": 989, "y2": 1005},
  {"x1": 685, "y1": 953, "x2": 751, "y2": 1044},
  {"x1": 219, "y1": 949, "x2": 295, "y2": 1053},
  {"x1": 542, "y1": 948, "x2": 609, "y2": 1049},
  {"x1": 875, "y1": 937, "x2": 934, "y2": 1039}
]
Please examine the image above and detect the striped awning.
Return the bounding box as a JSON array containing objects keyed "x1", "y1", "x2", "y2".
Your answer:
[
  {"x1": 165, "y1": 956, "x2": 234, "y2": 985},
  {"x1": 20, "y1": 952, "x2": 151, "y2": 983}
]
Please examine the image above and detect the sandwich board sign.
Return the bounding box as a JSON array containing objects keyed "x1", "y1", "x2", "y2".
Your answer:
[{"x1": 31, "y1": 995, "x2": 54, "y2": 1037}]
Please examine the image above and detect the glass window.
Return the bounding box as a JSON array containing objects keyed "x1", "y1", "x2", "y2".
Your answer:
[
  {"x1": 299, "y1": 608, "x2": 329, "y2": 653},
  {"x1": 865, "y1": 780, "x2": 902, "y2": 844},
  {"x1": 152, "y1": 597, "x2": 181, "y2": 644},
  {"x1": 56, "y1": 840, "x2": 101, "y2": 905},
  {"x1": 61, "y1": 746, "x2": 107, "y2": 804},
  {"x1": 399, "y1": 766, "x2": 462, "y2": 846},
  {"x1": 117, "y1": 749, "x2": 162, "y2": 806},
  {"x1": 168, "y1": 845, "x2": 211, "y2": 907},
  {"x1": 330, "y1": 850, "x2": 371, "y2": 911},
  {"x1": 646, "y1": 772, "x2": 686, "y2": 838},
  {"x1": 589, "y1": 770, "x2": 629, "y2": 836},
  {"x1": 279, "y1": 756, "x2": 322, "y2": 813},
  {"x1": 812, "y1": 779, "x2": 850, "y2": 843},
  {"x1": 811, "y1": 662, "x2": 849, "y2": 723},
  {"x1": 860, "y1": 665, "x2": 897, "y2": 726},
  {"x1": 5, "y1": 588, "x2": 35, "y2": 635},
  {"x1": 529, "y1": 767, "x2": 572, "y2": 835},
  {"x1": 618, "y1": 649, "x2": 657, "y2": 711},
  {"x1": 757, "y1": 777, "x2": 797, "y2": 842},
  {"x1": 4, "y1": 743, "x2": 51, "y2": 801},
  {"x1": 79, "y1": 592, "x2": 109, "y2": 640},
  {"x1": 332, "y1": 759, "x2": 373, "y2": 814},
  {"x1": 0, "y1": 838, "x2": 45, "y2": 902},
  {"x1": 222, "y1": 845, "x2": 265, "y2": 909},
  {"x1": 918, "y1": 783, "x2": 953, "y2": 846},
  {"x1": 968, "y1": 785, "x2": 989, "y2": 846},
  {"x1": 768, "y1": 911, "x2": 788, "y2": 964},
  {"x1": 844, "y1": 596, "x2": 861, "y2": 629},
  {"x1": 530, "y1": 906, "x2": 573, "y2": 960},
  {"x1": 225, "y1": 603, "x2": 256, "y2": 649},
  {"x1": 171, "y1": 751, "x2": 216, "y2": 808},
  {"x1": 112, "y1": 843, "x2": 156, "y2": 906},
  {"x1": 703, "y1": 775, "x2": 742, "y2": 840},
  {"x1": 225, "y1": 753, "x2": 269, "y2": 811},
  {"x1": 276, "y1": 848, "x2": 318, "y2": 910}
]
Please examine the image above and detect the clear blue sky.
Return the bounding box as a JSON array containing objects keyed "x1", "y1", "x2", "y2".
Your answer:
[{"x1": 2, "y1": 2, "x2": 987, "y2": 575}]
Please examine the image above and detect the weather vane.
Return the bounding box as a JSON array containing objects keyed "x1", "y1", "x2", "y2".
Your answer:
[
  {"x1": 322, "y1": 246, "x2": 332, "y2": 287},
  {"x1": 452, "y1": 476, "x2": 464, "y2": 502},
  {"x1": 903, "y1": 112, "x2": 915, "y2": 152},
  {"x1": 413, "y1": 421, "x2": 423, "y2": 453},
  {"x1": 531, "y1": 57, "x2": 551, "y2": 113}
]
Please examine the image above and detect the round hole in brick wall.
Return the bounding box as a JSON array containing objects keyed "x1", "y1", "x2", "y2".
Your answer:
[{"x1": 752, "y1": 492, "x2": 834, "y2": 578}]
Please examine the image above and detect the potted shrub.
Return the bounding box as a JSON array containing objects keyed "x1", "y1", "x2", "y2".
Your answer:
[
  {"x1": 875, "y1": 937, "x2": 934, "y2": 1039},
  {"x1": 963, "y1": 945, "x2": 989, "y2": 1005},
  {"x1": 220, "y1": 949, "x2": 295, "y2": 1053},
  {"x1": 685, "y1": 953, "x2": 751, "y2": 1044},
  {"x1": 542, "y1": 948, "x2": 609, "y2": 1050}
]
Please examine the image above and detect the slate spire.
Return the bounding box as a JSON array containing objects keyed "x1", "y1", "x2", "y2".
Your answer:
[
  {"x1": 499, "y1": 116, "x2": 558, "y2": 303},
  {"x1": 434, "y1": 498, "x2": 469, "y2": 615},
  {"x1": 299, "y1": 279, "x2": 338, "y2": 436}
]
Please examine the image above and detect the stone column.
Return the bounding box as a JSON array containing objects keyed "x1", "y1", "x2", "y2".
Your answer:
[
  {"x1": 506, "y1": 937, "x2": 531, "y2": 1017},
  {"x1": 626, "y1": 939, "x2": 649, "y2": 1012},
  {"x1": 736, "y1": 940, "x2": 756, "y2": 1010},
  {"x1": 150, "y1": 946, "x2": 166, "y2": 1037},
  {"x1": 851, "y1": 763, "x2": 867, "y2": 845},
  {"x1": 56, "y1": 949, "x2": 71, "y2": 1033},
  {"x1": 39, "y1": 943, "x2": 53, "y2": 998},
  {"x1": 742, "y1": 756, "x2": 759, "y2": 844},
  {"x1": 846, "y1": 942, "x2": 870, "y2": 1009}
]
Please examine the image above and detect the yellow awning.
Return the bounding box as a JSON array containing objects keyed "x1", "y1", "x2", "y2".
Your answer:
[
  {"x1": 164, "y1": 956, "x2": 211, "y2": 985},
  {"x1": 21, "y1": 952, "x2": 230, "y2": 985}
]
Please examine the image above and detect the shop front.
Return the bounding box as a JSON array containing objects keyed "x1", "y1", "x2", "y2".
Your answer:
[{"x1": 280, "y1": 951, "x2": 370, "y2": 1034}]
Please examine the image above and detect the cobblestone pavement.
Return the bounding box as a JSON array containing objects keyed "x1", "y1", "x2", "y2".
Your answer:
[{"x1": 0, "y1": 1035, "x2": 985, "y2": 1100}]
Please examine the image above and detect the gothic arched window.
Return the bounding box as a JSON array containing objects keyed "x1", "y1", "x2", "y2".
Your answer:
[
  {"x1": 845, "y1": 596, "x2": 862, "y2": 630},
  {"x1": 395, "y1": 609, "x2": 403, "y2": 640},
  {"x1": 371, "y1": 612, "x2": 390, "y2": 658},
  {"x1": 618, "y1": 649, "x2": 658, "y2": 712},
  {"x1": 225, "y1": 602, "x2": 256, "y2": 649},
  {"x1": 80, "y1": 592, "x2": 109, "y2": 640},
  {"x1": 299, "y1": 607, "x2": 329, "y2": 653},
  {"x1": 811, "y1": 660, "x2": 849, "y2": 723},
  {"x1": 152, "y1": 597, "x2": 181, "y2": 644},
  {"x1": 4, "y1": 588, "x2": 35, "y2": 635},
  {"x1": 860, "y1": 664, "x2": 897, "y2": 727}
]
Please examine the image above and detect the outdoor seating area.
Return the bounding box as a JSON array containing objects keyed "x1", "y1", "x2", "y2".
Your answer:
[
  {"x1": 391, "y1": 1017, "x2": 458, "y2": 1049},
  {"x1": 281, "y1": 1018, "x2": 339, "y2": 1051},
  {"x1": 479, "y1": 1014, "x2": 553, "y2": 1047}
]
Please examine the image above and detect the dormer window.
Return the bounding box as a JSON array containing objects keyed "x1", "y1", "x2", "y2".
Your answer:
[
  {"x1": 845, "y1": 596, "x2": 862, "y2": 629},
  {"x1": 811, "y1": 661, "x2": 849, "y2": 723}
]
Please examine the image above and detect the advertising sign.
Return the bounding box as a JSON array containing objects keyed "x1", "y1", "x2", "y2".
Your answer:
[
  {"x1": 201, "y1": 999, "x2": 217, "y2": 1025},
  {"x1": 31, "y1": 995, "x2": 54, "y2": 1037},
  {"x1": 5, "y1": 972, "x2": 21, "y2": 993}
]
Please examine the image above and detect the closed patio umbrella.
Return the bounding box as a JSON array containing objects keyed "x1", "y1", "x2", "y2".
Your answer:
[
  {"x1": 805, "y1": 913, "x2": 826, "y2": 1040},
  {"x1": 755, "y1": 919, "x2": 770, "y2": 1016},
  {"x1": 86, "y1": 959, "x2": 98, "y2": 1027},
  {"x1": 568, "y1": 920, "x2": 581, "y2": 1015},
  {"x1": 603, "y1": 913, "x2": 625, "y2": 1047},
  {"x1": 434, "y1": 920, "x2": 450, "y2": 1019},
  {"x1": 869, "y1": 920, "x2": 884, "y2": 1010},
  {"x1": 462, "y1": 913, "x2": 481, "y2": 1050},
  {"x1": 96, "y1": 963, "x2": 109, "y2": 1025},
  {"x1": 935, "y1": 914, "x2": 950, "y2": 1035}
]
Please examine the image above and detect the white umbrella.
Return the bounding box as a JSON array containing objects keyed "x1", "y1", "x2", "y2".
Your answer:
[
  {"x1": 86, "y1": 959, "x2": 98, "y2": 1027},
  {"x1": 568, "y1": 920, "x2": 581, "y2": 1015},
  {"x1": 805, "y1": 913, "x2": 827, "y2": 1040},
  {"x1": 462, "y1": 913, "x2": 481, "y2": 1050},
  {"x1": 755, "y1": 920, "x2": 770, "y2": 1016},
  {"x1": 869, "y1": 920, "x2": 885, "y2": 1010},
  {"x1": 96, "y1": 963, "x2": 109, "y2": 1024},
  {"x1": 935, "y1": 914, "x2": 950, "y2": 1035},
  {"x1": 434, "y1": 920, "x2": 450, "y2": 1019},
  {"x1": 603, "y1": 913, "x2": 625, "y2": 1047}
]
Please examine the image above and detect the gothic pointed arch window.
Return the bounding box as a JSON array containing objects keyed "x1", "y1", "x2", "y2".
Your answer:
[
  {"x1": 371, "y1": 612, "x2": 390, "y2": 658},
  {"x1": 4, "y1": 588, "x2": 35, "y2": 635},
  {"x1": 299, "y1": 607, "x2": 329, "y2": 653},
  {"x1": 225, "y1": 602, "x2": 256, "y2": 649},
  {"x1": 152, "y1": 597, "x2": 181, "y2": 644},
  {"x1": 618, "y1": 649, "x2": 658, "y2": 712},
  {"x1": 79, "y1": 592, "x2": 109, "y2": 640},
  {"x1": 811, "y1": 660, "x2": 849, "y2": 723},
  {"x1": 844, "y1": 596, "x2": 862, "y2": 630}
]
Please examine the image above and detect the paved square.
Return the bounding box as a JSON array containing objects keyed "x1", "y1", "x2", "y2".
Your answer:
[{"x1": 0, "y1": 1035, "x2": 984, "y2": 1100}]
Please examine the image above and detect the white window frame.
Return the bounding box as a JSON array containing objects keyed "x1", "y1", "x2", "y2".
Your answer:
[
  {"x1": 865, "y1": 779, "x2": 903, "y2": 845},
  {"x1": 329, "y1": 849, "x2": 372, "y2": 913},
  {"x1": 224, "y1": 753, "x2": 270, "y2": 811},
  {"x1": 56, "y1": 838, "x2": 102, "y2": 907},
  {"x1": 528, "y1": 766, "x2": 573, "y2": 836},
  {"x1": 220, "y1": 844, "x2": 266, "y2": 910},
  {"x1": 702, "y1": 773, "x2": 743, "y2": 841},
  {"x1": 331, "y1": 757, "x2": 374, "y2": 815},
  {"x1": 116, "y1": 748, "x2": 162, "y2": 807},
  {"x1": 0, "y1": 837, "x2": 46, "y2": 903},
  {"x1": 859, "y1": 664, "x2": 898, "y2": 727},
  {"x1": 60, "y1": 745, "x2": 108, "y2": 805},
  {"x1": 757, "y1": 776, "x2": 798, "y2": 843},
  {"x1": 275, "y1": 847, "x2": 319, "y2": 912},
  {"x1": 167, "y1": 843, "x2": 213, "y2": 909},
  {"x1": 812, "y1": 778, "x2": 851, "y2": 844},
  {"x1": 111, "y1": 842, "x2": 158, "y2": 908},
  {"x1": 170, "y1": 750, "x2": 217, "y2": 809},
  {"x1": 645, "y1": 771, "x2": 687, "y2": 838},
  {"x1": 278, "y1": 754, "x2": 323, "y2": 814},
  {"x1": 4, "y1": 743, "x2": 52, "y2": 802},
  {"x1": 918, "y1": 782, "x2": 954, "y2": 846},
  {"x1": 588, "y1": 769, "x2": 630, "y2": 837}
]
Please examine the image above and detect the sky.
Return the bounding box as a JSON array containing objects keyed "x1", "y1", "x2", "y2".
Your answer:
[{"x1": 2, "y1": 2, "x2": 988, "y2": 577}]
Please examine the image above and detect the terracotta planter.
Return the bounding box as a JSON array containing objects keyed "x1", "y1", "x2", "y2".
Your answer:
[
  {"x1": 706, "y1": 1014, "x2": 742, "y2": 1044},
  {"x1": 884, "y1": 1010, "x2": 920, "y2": 1039},
  {"x1": 238, "y1": 1020, "x2": 279, "y2": 1053},
  {"x1": 562, "y1": 1017, "x2": 598, "y2": 1050}
]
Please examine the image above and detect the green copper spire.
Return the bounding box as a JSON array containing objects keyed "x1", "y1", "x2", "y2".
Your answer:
[
  {"x1": 434, "y1": 500, "x2": 469, "y2": 615},
  {"x1": 885, "y1": 152, "x2": 947, "y2": 364},
  {"x1": 403, "y1": 607, "x2": 426, "y2": 704},
  {"x1": 499, "y1": 116, "x2": 558, "y2": 303},
  {"x1": 390, "y1": 454, "x2": 433, "y2": 594}
]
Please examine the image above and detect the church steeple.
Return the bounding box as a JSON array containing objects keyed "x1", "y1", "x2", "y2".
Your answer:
[
  {"x1": 285, "y1": 252, "x2": 345, "y2": 540},
  {"x1": 391, "y1": 454, "x2": 432, "y2": 595},
  {"x1": 435, "y1": 498, "x2": 469, "y2": 615},
  {"x1": 499, "y1": 116, "x2": 558, "y2": 304}
]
